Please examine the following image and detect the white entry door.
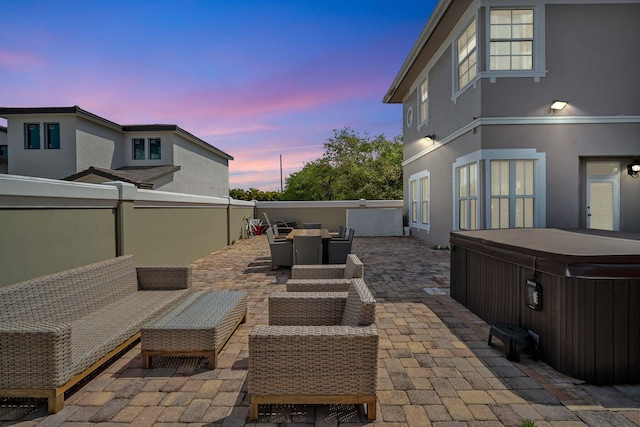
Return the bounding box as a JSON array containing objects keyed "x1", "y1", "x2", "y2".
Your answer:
[{"x1": 587, "y1": 176, "x2": 619, "y2": 231}]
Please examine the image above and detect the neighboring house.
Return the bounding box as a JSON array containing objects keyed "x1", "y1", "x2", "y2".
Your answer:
[
  {"x1": 384, "y1": 0, "x2": 640, "y2": 247},
  {"x1": 0, "y1": 107, "x2": 233, "y2": 197},
  {"x1": 0, "y1": 125, "x2": 7, "y2": 174}
]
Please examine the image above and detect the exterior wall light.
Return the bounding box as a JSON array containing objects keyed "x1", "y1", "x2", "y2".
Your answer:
[
  {"x1": 550, "y1": 100, "x2": 568, "y2": 111},
  {"x1": 424, "y1": 134, "x2": 435, "y2": 141},
  {"x1": 627, "y1": 159, "x2": 640, "y2": 178}
]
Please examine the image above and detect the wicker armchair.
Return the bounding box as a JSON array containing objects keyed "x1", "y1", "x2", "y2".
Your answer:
[
  {"x1": 248, "y1": 277, "x2": 378, "y2": 421},
  {"x1": 287, "y1": 254, "x2": 364, "y2": 292}
]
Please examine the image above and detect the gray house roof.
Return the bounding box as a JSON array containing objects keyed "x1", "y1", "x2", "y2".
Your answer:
[
  {"x1": 0, "y1": 106, "x2": 234, "y2": 161},
  {"x1": 64, "y1": 165, "x2": 181, "y2": 189}
]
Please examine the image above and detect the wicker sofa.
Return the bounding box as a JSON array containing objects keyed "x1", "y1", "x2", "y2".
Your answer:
[
  {"x1": 0, "y1": 255, "x2": 191, "y2": 413},
  {"x1": 286, "y1": 253, "x2": 364, "y2": 292},
  {"x1": 248, "y1": 277, "x2": 378, "y2": 420}
]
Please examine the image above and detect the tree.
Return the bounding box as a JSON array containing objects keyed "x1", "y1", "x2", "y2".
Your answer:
[
  {"x1": 229, "y1": 188, "x2": 281, "y2": 201},
  {"x1": 281, "y1": 128, "x2": 403, "y2": 201}
]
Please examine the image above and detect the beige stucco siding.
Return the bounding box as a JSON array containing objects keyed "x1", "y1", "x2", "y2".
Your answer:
[
  {"x1": 165, "y1": 134, "x2": 229, "y2": 197},
  {"x1": 7, "y1": 114, "x2": 78, "y2": 179},
  {"x1": 129, "y1": 206, "x2": 227, "y2": 265},
  {"x1": 75, "y1": 116, "x2": 120, "y2": 173},
  {"x1": 0, "y1": 208, "x2": 116, "y2": 287}
]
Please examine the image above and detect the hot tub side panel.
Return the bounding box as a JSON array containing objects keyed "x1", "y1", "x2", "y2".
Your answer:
[{"x1": 451, "y1": 243, "x2": 640, "y2": 384}]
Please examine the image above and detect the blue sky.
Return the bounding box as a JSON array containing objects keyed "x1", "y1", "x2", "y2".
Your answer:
[{"x1": 1, "y1": 0, "x2": 437, "y2": 190}]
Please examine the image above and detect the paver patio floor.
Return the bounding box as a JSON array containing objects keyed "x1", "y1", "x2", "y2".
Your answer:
[{"x1": 2, "y1": 236, "x2": 640, "y2": 426}]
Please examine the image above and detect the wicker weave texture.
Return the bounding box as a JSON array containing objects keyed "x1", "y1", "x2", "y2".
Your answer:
[
  {"x1": 137, "y1": 266, "x2": 192, "y2": 290},
  {"x1": 290, "y1": 254, "x2": 363, "y2": 280},
  {"x1": 341, "y1": 278, "x2": 376, "y2": 326},
  {"x1": 285, "y1": 279, "x2": 351, "y2": 292},
  {"x1": 249, "y1": 325, "x2": 378, "y2": 395},
  {"x1": 0, "y1": 255, "x2": 192, "y2": 390},
  {"x1": 269, "y1": 292, "x2": 347, "y2": 326},
  {"x1": 141, "y1": 291, "x2": 247, "y2": 351}
]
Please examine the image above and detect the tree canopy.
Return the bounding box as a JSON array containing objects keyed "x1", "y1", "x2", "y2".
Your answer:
[
  {"x1": 229, "y1": 127, "x2": 403, "y2": 201},
  {"x1": 281, "y1": 128, "x2": 403, "y2": 201}
]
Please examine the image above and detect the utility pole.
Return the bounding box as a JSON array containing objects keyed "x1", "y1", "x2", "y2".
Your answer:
[{"x1": 280, "y1": 154, "x2": 283, "y2": 193}]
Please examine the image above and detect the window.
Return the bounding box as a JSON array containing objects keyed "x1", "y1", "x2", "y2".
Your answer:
[
  {"x1": 24, "y1": 123, "x2": 40, "y2": 149},
  {"x1": 149, "y1": 138, "x2": 161, "y2": 160},
  {"x1": 457, "y1": 19, "x2": 477, "y2": 89},
  {"x1": 419, "y1": 78, "x2": 428, "y2": 125},
  {"x1": 409, "y1": 170, "x2": 431, "y2": 230},
  {"x1": 45, "y1": 123, "x2": 60, "y2": 149},
  {"x1": 421, "y1": 175, "x2": 430, "y2": 225},
  {"x1": 490, "y1": 9, "x2": 534, "y2": 71},
  {"x1": 490, "y1": 160, "x2": 535, "y2": 228},
  {"x1": 0, "y1": 145, "x2": 7, "y2": 158},
  {"x1": 457, "y1": 163, "x2": 479, "y2": 230},
  {"x1": 133, "y1": 138, "x2": 145, "y2": 160}
]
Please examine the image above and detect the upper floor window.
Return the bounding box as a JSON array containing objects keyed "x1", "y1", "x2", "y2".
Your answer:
[
  {"x1": 457, "y1": 19, "x2": 477, "y2": 89},
  {"x1": 419, "y1": 78, "x2": 428, "y2": 125},
  {"x1": 133, "y1": 138, "x2": 145, "y2": 160},
  {"x1": 24, "y1": 123, "x2": 40, "y2": 149},
  {"x1": 490, "y1": 9, "x2": 534, "y2": 71},
  {"x1": 149, "y1": 138, "x2": 161, "y2": 160},
  {"x1": 45, "y1": 123, "x2": 60, "y2": 149}
]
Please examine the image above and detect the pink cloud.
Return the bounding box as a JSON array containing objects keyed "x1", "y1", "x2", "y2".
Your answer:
[{"x1": 0, "y1": 49, "x2": 45, "y2": 71}]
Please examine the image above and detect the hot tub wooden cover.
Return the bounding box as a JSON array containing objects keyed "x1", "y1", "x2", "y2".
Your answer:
[{"x1": 450, "y1": 228, "x2": 640, "y2": 278}]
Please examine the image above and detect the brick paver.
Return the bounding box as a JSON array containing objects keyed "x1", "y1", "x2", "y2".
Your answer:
[{"x1": 1, "y1": 236, "x2": 640, "y2": 426}]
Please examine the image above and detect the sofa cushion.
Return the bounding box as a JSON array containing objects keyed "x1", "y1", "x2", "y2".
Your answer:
[{"x1": 341, "y1": 278, "x2": 376, "y2": 326}]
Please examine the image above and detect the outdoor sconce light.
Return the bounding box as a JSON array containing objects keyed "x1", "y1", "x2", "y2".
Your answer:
[
  {"x1": 424, "y1": 134, "x2": 435, "y2": 141},
  {"x1": 550, "y1": 100, "x2": 568, "y2": 111},
  {"x1": 526, "y1": 275, "x2": 542, "y2": 311},
  {"x1": 627, "y1": 159, "x2": 640, "y2": 178}
]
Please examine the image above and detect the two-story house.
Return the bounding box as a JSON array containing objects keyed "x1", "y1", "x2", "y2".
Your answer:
[
  {"x1": 384, "y1": 0, "x2": 640, "y2": 247},
  {"x1": 0, "y1": 106, "x2": 233, "y2": 197}
]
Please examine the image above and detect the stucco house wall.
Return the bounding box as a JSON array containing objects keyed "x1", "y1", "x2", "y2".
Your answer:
[
  {"x1": 0, "y1": 107, "x2": 233, "y2": 198},
  {"x1": 387, "y1": 0, "x2": 640, "y2": 247}
]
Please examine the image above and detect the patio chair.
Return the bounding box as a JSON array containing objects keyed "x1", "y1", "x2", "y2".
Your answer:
[
  {"x1": 293, "y1": 234, "x2": 322, "y2": 265},
  {"x1": 248, "y1": 277, "x2": 378, "y2": 421},
  {"x1": 263, "y1": 212, "x2": 299, "y2": 230},
  {"x1": 303, "y1": 222, "x2": 322, "y2": 229},
  {"x1": 330, "y1": 225, "x2": 346, "y2": 238},
  {"x1": 287, "y1": 254, "x2": 364, "y2": 292},
  {"x1": 265, "y1": 228, "x2": 293, "y2": 269},
  {"x1": 327, "y1": 228, "x2": 355, "y2": 264}
]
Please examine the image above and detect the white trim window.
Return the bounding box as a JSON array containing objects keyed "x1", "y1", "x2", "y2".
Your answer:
[
  {"x1": 453, "y1": 149, "x2": 546, "y2": 231},
  {"x1": 456, "y1": 162, "x2": 479, "y2": 230},
  {"x1": 489, "y1": 9, "x2": 534, "y2": 71},
  {"x1": 409, "y1": 170, "x2": 430, "y2": 230},
  {"x1": 490, "y1": 159, "x2": 535, "y2": 228},
  {"x1": 418, "y1": 78, "x2": 428, "y2": 126},
  {"x1": 457, "y1": 19, "x2": 477, "y2": 90}
]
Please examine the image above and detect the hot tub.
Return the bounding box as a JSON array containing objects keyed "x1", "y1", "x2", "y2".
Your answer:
[{"x1": 450, "y1": 228, "x2": 640, "y2": 384}]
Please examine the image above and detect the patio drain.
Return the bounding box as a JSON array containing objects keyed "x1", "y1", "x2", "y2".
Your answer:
[{"x1": 423, "y1": 287, "x2": 449, "y2": 295}]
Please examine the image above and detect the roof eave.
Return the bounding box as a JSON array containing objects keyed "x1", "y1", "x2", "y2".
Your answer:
[{"x1": 383, "y1": 0, "x2": 453, "y2": 104}]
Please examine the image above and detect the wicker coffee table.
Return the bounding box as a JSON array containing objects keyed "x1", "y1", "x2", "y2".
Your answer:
[{"x1": 141, "y1": 291, "x2": 247, "y2": 369}]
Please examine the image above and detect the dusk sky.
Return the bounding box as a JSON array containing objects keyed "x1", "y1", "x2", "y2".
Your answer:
[{"x1": 1, "y1": 1, "x2": 438, "y2": 191}]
